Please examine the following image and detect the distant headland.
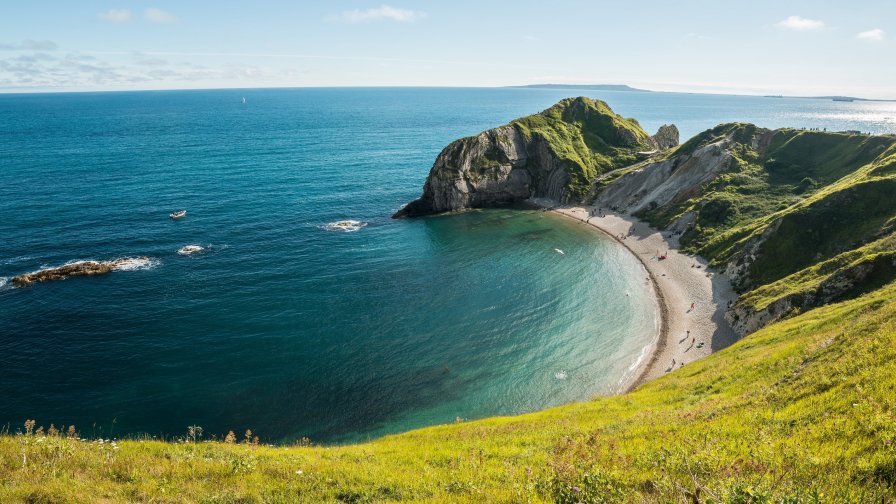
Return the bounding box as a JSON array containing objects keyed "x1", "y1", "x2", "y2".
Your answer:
[{"x1": 509, "y1": 83, "x2": 895, "y2": 102}]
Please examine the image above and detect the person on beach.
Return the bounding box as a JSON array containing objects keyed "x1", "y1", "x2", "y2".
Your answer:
[{"x1": 690, "y1": 302, "x2": 696, "y2": 311}]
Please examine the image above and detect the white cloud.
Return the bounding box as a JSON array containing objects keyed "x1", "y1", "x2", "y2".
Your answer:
[
  {"x1": 856, "y1": 28, "x2": 885, "y2": 42},
  {"x1": 144, "y1": 8, "x2": 178, "y2": 23},
  {"x1": 339, "y1": 5, "x2": 426, "y2": 23},
  {"x1": 776, "y1": 15, "x2": 825, "y2": 31},
  {"x1": 97, "y1": 9, "x2": 132, "y2": 23},
  {"x1": 0, "y1": 39, "x2": 58, "y2": 51}
]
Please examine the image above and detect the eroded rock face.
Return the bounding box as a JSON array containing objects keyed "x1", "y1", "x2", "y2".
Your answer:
[
  {"x1": 726, "y1": 254, "x2": 896, "y2": 335},
  {"x1": 648, "y1": 124, "x2": 679, "y2": 151},
  {"x1": 394, "y1": 99, "x2": 679, "y2": 218},
  {"x1": 394, "y1": 125, "x2": 578, "y2": 217},
  {"x1": 11, "y1": 257, "x2": 151, "y2": 286},
  {"x1": 593, "y1": 136, "x2": 736, "y2": 214}
]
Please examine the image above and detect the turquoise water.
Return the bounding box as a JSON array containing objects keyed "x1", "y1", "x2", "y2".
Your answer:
[{"x1": 1, "y1": 88, "x2": 893, "y2": 442}]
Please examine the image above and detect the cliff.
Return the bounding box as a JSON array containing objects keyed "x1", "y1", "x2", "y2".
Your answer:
[
  {"x1": 399, "y1": 101, "x2": 896, "y2": 337},
  {"x1": 592, "y1": 123, "x2": 896, "y2": 335},
  {"x1": 393, "y1": 97, "x2": 679, "y2": 217}
]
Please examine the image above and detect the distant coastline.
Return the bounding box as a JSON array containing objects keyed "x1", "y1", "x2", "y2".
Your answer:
[
  {"x1": 509, "y1": 83, "x2": 650, "y2": 93},
  {"x1": 508, "y1": 83, "x2": 896, "y2": 102}
]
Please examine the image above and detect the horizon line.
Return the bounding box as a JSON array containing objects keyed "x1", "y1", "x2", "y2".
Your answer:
[{"x1": 0, "y1": 84, "x2": 893, "y2": 102}]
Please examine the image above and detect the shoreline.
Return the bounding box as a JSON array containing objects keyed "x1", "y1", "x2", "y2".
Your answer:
[{"x1": 530, "y1": 198, "x2": 738, "y2": 391}]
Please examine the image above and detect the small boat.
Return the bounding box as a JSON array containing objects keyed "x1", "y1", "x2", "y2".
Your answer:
[
  {"x1": 170, "y1": 210, "x2": 187, "y2": 219},
  {"x1": 241, "y1": 97, "x2": 247, "y2": 104}
]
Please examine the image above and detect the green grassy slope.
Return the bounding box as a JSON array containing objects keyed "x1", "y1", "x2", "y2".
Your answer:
[
  {"x1": 3, "y1": 281, "x2": 895, "y2": 502},
  {"x1": 511, "y1": 97, "x2": 653, "y2": 199},
  {"x1": 4, "y1": 112, "x2": 896, "y2": 502},
  {"x1": 637, "y1": 126, "x2": 896, "y2": 319}
]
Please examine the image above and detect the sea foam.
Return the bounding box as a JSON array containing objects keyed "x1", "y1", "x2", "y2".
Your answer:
[
  {"x1": 111, "y1": 257, "x2": 160, "y2": 271},
  {"x1": 324, "y1": 220, "x2": 368, "y2": 232},
  {"x1": 177, "y1": 245, "x2": 205, "y2": 255}
]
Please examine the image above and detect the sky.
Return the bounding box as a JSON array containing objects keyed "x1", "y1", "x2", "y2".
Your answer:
[{"x1": 1, "y1": 1, "x2": 894, "y2": 98}]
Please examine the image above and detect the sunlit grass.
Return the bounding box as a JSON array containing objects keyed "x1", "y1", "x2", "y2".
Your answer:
[{"x1": 3, "y1": 282, "x2": 895, "y2": 502}]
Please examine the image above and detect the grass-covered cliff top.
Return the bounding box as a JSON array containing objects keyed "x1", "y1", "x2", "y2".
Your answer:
[
  {"x1": 508, "y1": 97, "x2": 653, "y2": 200},
  {"x1": 637, "y1": 124, "x2": 896, "y2": 317},
  {"x1": 5, "y1": 113, "x2": 896, "y2": 502},
  {"x1": 3, "y1": 280, "x2": 895, "y2": 502}
]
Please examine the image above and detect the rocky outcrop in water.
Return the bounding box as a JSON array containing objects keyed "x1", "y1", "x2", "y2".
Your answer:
[
  {"x1": 394, "y1": 98, "x2": 679, "y2": 218},
  {"x1": 11, "y1": 257, "x2": 152, "y2": 287}
]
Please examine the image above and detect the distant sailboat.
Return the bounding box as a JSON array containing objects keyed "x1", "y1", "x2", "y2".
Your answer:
[{"x1": 241, "y1": 97, "x2": 247, "y2": 104}]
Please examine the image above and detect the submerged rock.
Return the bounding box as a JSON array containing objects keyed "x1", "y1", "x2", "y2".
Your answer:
[
  {"x1": 11, "y1": 257, "x2": 152, "y2": 287},
  {"x1": 177, "y1": 245, "x2": 205, "y2": 255}
]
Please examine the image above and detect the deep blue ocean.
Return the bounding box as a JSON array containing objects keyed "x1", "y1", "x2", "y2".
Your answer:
[{"x1": 1, "y1": 88, "x2": 894, "y2": 443}]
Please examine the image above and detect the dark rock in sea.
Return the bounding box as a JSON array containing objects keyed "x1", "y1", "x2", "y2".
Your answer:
[{"x1": 11, "y1": 257, "x2": 150, "y2": 287}]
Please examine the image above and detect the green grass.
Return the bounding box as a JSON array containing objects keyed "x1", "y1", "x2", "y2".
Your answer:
[
  {"x1": 510, "y1": 97, "x2": 651, "y2": 200},
  {"x1": 737, "y1": 233, "x2": 896, "y2": 313},
  {"x1": 5, "y1": 110, "x2": 896, "y2": 502},
  {"x1": 637, "y1": 126, "x2": 896, "y2": 299},
  {"x1": 3, "y1": 282, "x2": 896, "y2": 502}
]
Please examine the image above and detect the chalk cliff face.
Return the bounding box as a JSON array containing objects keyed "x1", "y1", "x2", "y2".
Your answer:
[
  {"x1": 592, "y1": 136, "x2": 737, "y2": 215},
  {"x1": 393, "y1": 97, "x2": 678, "y2": 217},
  {"x1": 592, "y1": 124, "x2": 896, "y2": 336},
  {"x1": 397, "y1": 99, "x2": 896, "y2": 338}
]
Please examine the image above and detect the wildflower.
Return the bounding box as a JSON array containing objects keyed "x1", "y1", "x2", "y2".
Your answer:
[
  {"x1": 224, "y1": 431, "x2": 236, "y2": 444},
  {"x1": 295, "y1": 470, "x2": 303, "y2": 475}
]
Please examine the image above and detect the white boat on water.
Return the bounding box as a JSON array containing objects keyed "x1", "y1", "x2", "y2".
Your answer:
[{"x1": 170, "y1": 210, "x2": 187, "y2": 219}]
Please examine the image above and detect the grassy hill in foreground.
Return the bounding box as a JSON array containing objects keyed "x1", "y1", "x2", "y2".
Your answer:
[
  {"x1": 3, "y1": 280, "x2": 895, "y2": 502},
  {"x1": 4, "y1": 103, "x2": 896, "y2": 502}
]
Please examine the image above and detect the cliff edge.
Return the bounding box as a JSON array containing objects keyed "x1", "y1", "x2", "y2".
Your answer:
[{"x1": 393, "y1": 97, "x2": 678, "y2": 217}]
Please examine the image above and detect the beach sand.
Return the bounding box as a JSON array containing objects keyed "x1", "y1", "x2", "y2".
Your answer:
[{"x1": 531, "y1": 199, "x2": 739, "y2": 389}]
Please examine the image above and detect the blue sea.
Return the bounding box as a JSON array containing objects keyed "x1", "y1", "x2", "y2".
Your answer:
[{"x1": 1, "y1": 88, "x2": 894, "y2": 443}]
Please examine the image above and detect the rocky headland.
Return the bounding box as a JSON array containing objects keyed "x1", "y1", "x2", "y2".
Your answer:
[
  {"x1": 393, "y1": 97, "x2": 678, "y2": 218},
  {"x1": 397, "y1": 97, "x2": 896, "y2": 346}
]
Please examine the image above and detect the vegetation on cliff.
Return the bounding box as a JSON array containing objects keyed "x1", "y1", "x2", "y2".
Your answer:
[
  {"x1": 395, "y1": 97, "x2": 673, "y2": 216},
  {"x1": 4, "y1": 103, "x2": 896, "y2": 502},
  {"x1": 3, "y1": 281, "x2": 895, "y2": 502},
  {"x1": 510, "y1": 97, "x2": 652, "y2": 199},
  {"x1": 631, "y1": 125, "x2": 896, "y2": 328}
]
